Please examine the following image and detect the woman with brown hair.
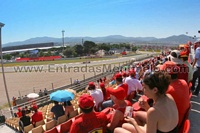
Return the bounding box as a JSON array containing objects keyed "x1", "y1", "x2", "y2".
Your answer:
[{"x1": 114, "y1": 71, "x2": 178, "y2": 133}]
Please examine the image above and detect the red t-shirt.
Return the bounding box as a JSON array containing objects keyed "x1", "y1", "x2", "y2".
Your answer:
[
  {"x1": 121, "y1": 83, "x2": 128, "y2": 97},
  {"x1": 31, "y1": 111, "x2": 43, "y2": 125},
  {"x1": 17, "y1": 111, "x2": 22, "y2": 118},
  {"x1": 167, "y1": 79, "x2": 190, "y2": 125},
  {"x1": 70, "y1": 111, "x2": 108, "y2": 133}
]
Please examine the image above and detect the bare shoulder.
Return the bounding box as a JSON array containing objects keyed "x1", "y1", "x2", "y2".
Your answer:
[
  {"x1": 147, "y1": 107, "x2": 158, "y2": 116},
  {"x1": 166, "y1": 94, "x2": 175, "y2": 101}
]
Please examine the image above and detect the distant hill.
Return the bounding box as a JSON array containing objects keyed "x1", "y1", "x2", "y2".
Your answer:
[{"x1": 2, "y1": 34, "x2": 196, "y2": 47}]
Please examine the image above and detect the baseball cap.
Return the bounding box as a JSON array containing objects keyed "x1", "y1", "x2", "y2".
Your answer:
[
  {"x1": 88, "y1": 82, "x2": 95, "y2": 88},
  {"x1": 160, "y1": 61, "x2": 180, "y2": 74},
  {"x1": 18, "y1": 107, "x2": 21, "y2": 111},
  {"x1": 115, "y1": 73, "x2": 122, "y2": 79},
  {"x1": 79, "y1": 94, "x2": 94, "y2": 109},
  {"x1": 100, "y1": 82, "x2": 105, "y2": 88},
  {"x1": 129, "y1": 70, "x2": 136, "y2": 76},
  {"x1": 32, "y1": 105, "x2": 38, "y2": 110},
  {"x1": 107, "y1": 86, "x2": 126, "y2": 100}
]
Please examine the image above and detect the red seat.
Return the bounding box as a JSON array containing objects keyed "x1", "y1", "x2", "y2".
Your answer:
[
  {"x1": 44, "y1": 127, "x2": 58, "y2": 133},
  {"x1": 182, "y1": 119, "x2": 190, "y2": 133},
  {"x1": 57, "y1": 119, "x2": 72, "y2": 133},
  {"x1": 178, "y1": 103, "x2": 191, "y2": 133}
]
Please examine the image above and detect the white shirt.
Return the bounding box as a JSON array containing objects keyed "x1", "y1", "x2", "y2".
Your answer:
[
  {"x1": 88, "y1": 89, "x2": 104, "y2": 108},
  {"x1": 125, "y1": 76, "x2": 143, "y2": 95}
]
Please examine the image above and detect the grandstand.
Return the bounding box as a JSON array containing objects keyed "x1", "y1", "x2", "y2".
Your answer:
[{"x1": 2, "y1": 42, "x2": 61, "y2": 54}]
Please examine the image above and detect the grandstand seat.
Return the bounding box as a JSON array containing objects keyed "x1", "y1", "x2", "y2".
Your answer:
[
  {"x1": 35, "y1": 119, "x2": 45, "y2": 127},
  {"x1": 44, "y1": 127, "x2": 58, "y2": 133},
  {"x1": 57, "y1": 119, "x2": 72, "y2": 133},
  {"x1": 29, "y1": 125, "x2": 44, "y2": 133},
  {"x1": 23, "y1": 124, "x2": 34, "y2": 133},
  {"x1": 43, "y1": 119, "x2": 56, "y2": 131},
  {"x1": 178, "y1": 103, "x2": 191, "y2": 133},
  {"x1": 69, "y1": 110, "x2": 78, "y2": 119},
  {"x1": 57, "y1": 115, "x2": 67, "y2": 125},
  {"x1": 182, "y1": 119, "x2": 190, "y2": 133}
]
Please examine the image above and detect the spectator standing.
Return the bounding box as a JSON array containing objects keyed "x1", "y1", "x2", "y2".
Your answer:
[
  {"x1": 191, "y1": 40, "x2": 200, "y2": 96},
  {"x1": 50, "y1": 101, "x2": 65, "y2": 120},
  {"x1": 12, "y1": 96, "x2": 16, "y2": 106},
  {"x1": 70, "y1": 94, "x2": 108, "y2": 133},
  {"x1": 63, "y1": 101, "x2": 74, "y2": 118},
  {"x1": 38, "y1": 90, "x2": 43, "y2": 97},
  {"x1": 44, "y1": 88, "x2": 48, "y2": 95}
]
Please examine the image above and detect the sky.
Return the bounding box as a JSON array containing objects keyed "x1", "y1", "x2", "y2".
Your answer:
[{"x1": 0, "y1": 0, "x2": 200, "y2": 45}]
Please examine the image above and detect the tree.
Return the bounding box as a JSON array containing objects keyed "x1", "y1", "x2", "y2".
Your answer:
[
  {"x1": 63, "y1": 47, "x2": 76, "y2": 58},
  {"x1": 73, "y1": 44, "x2": 83, "y2": 56},
  {"x1": 83, "y1": 41, "x2": 96, "y2": 54},
  {"x1": 97, "y1": 43, "x2": 110, "y2": 51},
  {"x1": 3, "y1": 54, "x2": 12, "y2": 60},
  {"x1": 38, "y1": 51, "x2": 44, "y2": 57},
  {"x1": 132, "y1": 46, "x2": 138, "y2": 52}
]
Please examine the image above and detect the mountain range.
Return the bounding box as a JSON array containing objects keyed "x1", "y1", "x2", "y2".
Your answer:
[{"x1": 2, "y1": 34, "x2": 197, "y2": 47}]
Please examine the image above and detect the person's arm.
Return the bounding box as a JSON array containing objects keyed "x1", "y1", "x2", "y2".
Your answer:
[
  {"x1": 107, "y1": 110, "x2": 122, "y2": 131},
  {"x1": 192, "y1": 58, "x2": 197, "y2": 68},
  {"x1": 126, "y1": 107, "x2": 158, "y2": 133}
]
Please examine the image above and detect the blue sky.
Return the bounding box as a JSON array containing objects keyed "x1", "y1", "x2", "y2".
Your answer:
[{"x1": 0, "y1": 0, "x2": 200, "y2": 44}]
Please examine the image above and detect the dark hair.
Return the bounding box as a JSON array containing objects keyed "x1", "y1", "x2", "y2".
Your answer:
[
  {"x1": 54, "y1": 101, "x2": 58, "y2": 104},
  {"x1": 80, "y1": 106, "x2": 93, "y2": 114},
  {"x1": 64, "y1": 101, "x2": 72, "y2": 106},
  {"x1": 22, "y1": 109, "x2": 26, "y2": 116},
  {"x1": 116, "y1": 77, "x2": 123, "y2": 82},
  {"x1": 88, "y1": 85, "x2": 95, "y2": 90},
  {"x1": 171, "y1": 74, "x2": 178, "y2": 80},
  {"x1": 143, "y1": 71, "x2": 171, "y2": 95},
  {"x1": 181, "y1": 57, "x2": 188, "y2": 61}
]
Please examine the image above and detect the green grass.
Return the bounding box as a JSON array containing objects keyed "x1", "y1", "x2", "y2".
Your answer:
[{"x1": 2, "y1": 57, "x2": 114, "y2": 67}]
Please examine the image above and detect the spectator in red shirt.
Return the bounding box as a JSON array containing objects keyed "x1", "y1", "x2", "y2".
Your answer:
[
  {"x1": 16, "y1": 107, "x2": 22, "y2": 118},
  {"x1": 100, "y1": 82, "x2": 110, "y2": 101},
  {"x1": 70, "y1": 94, "x2": 108, "y2": 133},
  {"x1": 106, "y1": 85, "x2": 132, "y2": 132},
  {"x1": 31, "y1": 105, "x2": 43, "y2": 127}
]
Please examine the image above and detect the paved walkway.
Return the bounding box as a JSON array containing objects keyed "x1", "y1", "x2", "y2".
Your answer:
[{"x1": 189, "y1": 94, "x2": 200, "y2": 133}]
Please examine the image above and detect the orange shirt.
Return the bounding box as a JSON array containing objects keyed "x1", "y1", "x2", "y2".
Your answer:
[{"x1": 167, "y1": 79, "x2": 190, "y2": 125}]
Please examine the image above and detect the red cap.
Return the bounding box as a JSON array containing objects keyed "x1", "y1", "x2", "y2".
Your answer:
[
  {"x1": 107, "y1": 86, "x2": 126, "y2": 100},
  {"x1": 115, "y1": 73, "x2": 122, "y2": 79},
  {"x1": 100, "y1": 82, "x2": 105, "y2": 88},
  {"x1": 122, "y1": 72, "x2": 127, "y2": 77},
  {"x1": 79, "y1": 94, "x2": 94, "y2": 109},
  {"x1": 32, "y1": 105, "x2": 38, "y2": 110},
  {"x1": 88, "y1": 82, "x2": 95, "y2": 87},
  {"x1": 161, "y1": 62, "x2": 180, "y2": 74},
  {"x1": 129, "y1": 70, "x2": 136, "y2": 76},
  {"x1": 18, "y1": 107, "x2": 21, "y2": 111}
]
